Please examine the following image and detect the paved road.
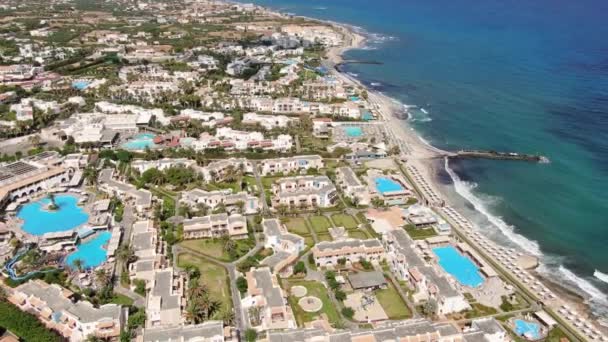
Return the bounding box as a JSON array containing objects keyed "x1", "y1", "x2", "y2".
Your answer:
[{"x1": 251, "y1": 162, "x2": 269, "y2": 214}]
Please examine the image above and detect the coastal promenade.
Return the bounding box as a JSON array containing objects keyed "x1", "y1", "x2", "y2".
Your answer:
[{"x1": 324, "y1": 21, "x2": 606, "y2": 341}]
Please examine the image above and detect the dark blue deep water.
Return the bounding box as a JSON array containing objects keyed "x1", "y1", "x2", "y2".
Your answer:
[{"x1": 244, "y1": 0, "x2": 608, "y2": 316}]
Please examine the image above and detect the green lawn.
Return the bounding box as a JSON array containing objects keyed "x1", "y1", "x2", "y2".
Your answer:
[
  {"x1": 331, "y1": 214, "x2": 359, "y2": 229},
  {"x1": 284, "y1": 217, "x2": 311, "y2": 236},
  {"x1": 317, "y1": 233, "x2": 333, "y2": 242},
  {"x1": 375, "y1": 282, "x2": 411, "y2": 319},
  {"x1": 404, "y1": 225, "x2": 438, "y2": 240},
  {"x1": 284, "y1": 279, "x2": 340, "y2": 326},
  {"x1": 261, "y1": 176, "x2": 281, "y2": 190},
  {"x1": 180, "y1": 238, "x2": 255, "y2": 262},
  {"x1": 347, "y1": 230, "x2": 369, "y2": 240},
  {"x1": 304, "y1": 236, "x2": 315, "y2": 248},
  {"x1": 308, "y1": 215, "x2": 332, "y2": 233},
  {"x1": 177, "y1": 253, "x2": 233, "y2": 310},
  {"x1": 110, "y1": 293, "x2": 134, "y2": 306}
]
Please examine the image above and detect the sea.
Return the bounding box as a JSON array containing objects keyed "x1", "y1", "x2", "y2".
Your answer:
[{"x1": 243, "y1": 0, "x2": 608, "y2": 319}]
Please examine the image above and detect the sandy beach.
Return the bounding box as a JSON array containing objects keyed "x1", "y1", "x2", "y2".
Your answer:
[{"x1": 323, "y1": 17, "x2": 607, "y2": 339}]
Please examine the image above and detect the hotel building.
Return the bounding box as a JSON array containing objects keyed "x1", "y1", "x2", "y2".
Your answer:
[
  {"x1": 241, "y1": 267, "x2": 296, "y2": 331},
  {"x1": 335, "y1": 166, "x2": 370, "y2": 206},
  {"x1": 311, "y1": 239, "x2": 386, "y2": 267},
  {"x1": 271, "y1": 175, "x2": 338, "y2": 209},
  {"x1": 182, "y1": 213, "x2": 248, "y2": 239},
  {"x1": 8, "y1": 280, "x2": 124, "y2": 341},
  {"x1": 259, "y1": 155, "x2": 323, "y2": 176}
]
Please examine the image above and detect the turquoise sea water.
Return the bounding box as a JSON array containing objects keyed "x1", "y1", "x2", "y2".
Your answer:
[
  {"x1": 375, "y1": 177, "x2": 403, "y2": 194},
  {"x1": 66, "y1": 231, "x2": 111, "y2": 269},
  {"x1": 245, "y1": 0, "x2": 608, "y2": 316},
  {"x1": 17, "y1": 195, "x2": 89, "y2": 235},
  {"x1": 433, "y1": 246, "x2": 484, "y2": 288}
]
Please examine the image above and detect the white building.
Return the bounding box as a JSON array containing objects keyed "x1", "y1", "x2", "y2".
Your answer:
[
  {"x1": 259, "y1": 155, "x2": 323, "y2": 176},
  {"x1": 272, "y1": 175, "x2": 338, "y2": 209},
  {"x1": 181, "y1": 188, "x2": 260, "y2": 215},
  {"x1": 336, "y1": 166, "x2": 370, "y2": 206}
]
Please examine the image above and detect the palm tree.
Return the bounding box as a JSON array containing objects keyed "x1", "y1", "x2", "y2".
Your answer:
[
  {"x1": 83, "y1": 167, "x2": 99, "y2": 186},
  {"x1": 47, "y1": 193, "x2": 58, "y2": 210},
  {"x1": 95, "y1": 269, "x2": 110, "y2": 287},
  {"x1": 117, "y1": 245, "x2": 136, "y2": 265},
  {"x1": 72, "y1": 258, "x2": 84, "y2": 272}
]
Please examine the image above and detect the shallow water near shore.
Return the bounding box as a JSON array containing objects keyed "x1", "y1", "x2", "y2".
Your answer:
[{"x1": 247, "y1": 0, "x2": 608, "y2": 318}]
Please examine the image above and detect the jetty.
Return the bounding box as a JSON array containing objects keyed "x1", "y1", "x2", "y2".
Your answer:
[{"x1": 446, "y1": 150, "x2": 549, "y2": 163}]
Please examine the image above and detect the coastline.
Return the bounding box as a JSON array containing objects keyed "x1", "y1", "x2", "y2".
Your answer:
[{"x1": 315, "y1": 12, "x2": 607, "y2": 336}]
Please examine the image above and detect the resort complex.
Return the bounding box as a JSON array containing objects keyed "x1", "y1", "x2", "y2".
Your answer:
[{"x1": 0, "y1": 1, "x2": 604, "y2": 342}]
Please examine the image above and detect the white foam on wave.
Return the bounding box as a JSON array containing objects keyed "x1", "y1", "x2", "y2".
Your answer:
[
  {"x1": 555, "y1": 266, "x2": 608, "y2": 305},
  {"x1": 594, "y1": 270, "x2": 608, "y2": 284},
  {"x1": 313, "y1": 6, "x2": 327, "y2": 10},
  {"x1": 444, "y1": 158, "x2": 542, "y2": 256}
]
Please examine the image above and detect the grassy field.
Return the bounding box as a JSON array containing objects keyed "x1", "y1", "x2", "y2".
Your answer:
[
  {"x1": 375, "y1": 282, "x2": 411, "y2": 320},
  {"x1": 347, "y1": 230, "x2": 369, "y2": 240},
  {"x1": 304, "y1": 236, "x2": 315, "y2": 248},
  {"x1": 404, "y1": 225, "x2": 438, "y2": 240},
  {"x1": 284, "y1": 217, "x2": 311, "y2": 236},
  {"x1": 177, "y1": 253, "x2": 233, "y2": 310},
  {"x1": 317, "y1": 233, "x2": 333, "y2": 242},
  {"x1": 284, "y1": 279, "x2": 340, "y2": 326},
  {"x1": 331, "y1": 214, "x2": 359, "y2": 229},
  {"x1": 180, "y1": 238, "x2": 255, "y2": 262},
  {"x1": 308, "y1": 215, "x2": 332, "y2": 233},
  {"x1": 110, "y1": 294, "x2": 134, "y2": 306}
]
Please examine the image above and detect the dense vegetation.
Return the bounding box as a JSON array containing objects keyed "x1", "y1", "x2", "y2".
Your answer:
[{"x1": 0, "y1": 300, "x2": 62, "y2": 342}]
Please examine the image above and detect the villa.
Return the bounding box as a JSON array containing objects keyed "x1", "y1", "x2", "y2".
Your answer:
[
  {"x1": 404, "y1": 204, "x2": 451, "y2": 235},
  {"x1": 131, "y1": 158, "x2": 197, "y2": 174},
  {"x1": 9, "y1": 280, "x2": 124, "y2": 341},
  {"x1": 261, "y1": 219, "x2": 304, "y2": 274},
  {"x1": 312, "y1": 239, "x2": 386, "y2": 267},
  {"x1": 199, "y1": 158, "x2": 253, "y2": 182},
  {"x1": 335, "y1": 166, "x2": 370, "y2": 206},
  {"x1": 182, "y1": 213, "x2": 248, "y2": 239},
  {"x1": 383, "y1": 230, "x2": 470, "y2": 315},
  {"x1": 268, "y1": 317, "x2": 508, "y2": 342},
  {"x1": 242, "y1": 112, "x2": 296, "y2": 130},
  {"x1": 142, "y1": 321, "x2": 225, "y2": 342},
  {"x1": 98, "y1": 169, "x2": 152, "y2": 214},
  {"x1": 146, "y1": 267, "x2": 185, "y2": 328},
  {"x1": 259, "y1": 155, "x2": 324, "y2": 176},
  {"x1": 271, "y1": 175, "x2": 338, "y2": 209},
  {"x1": 180, "y1": 188, "x2": 260, "y2": 215},
  {"x1": 129, "y1": 220, "x2": 163, "y2": 284},
  {"x1": 241, "y1": 267, "x2": 297, "y2": 331}
]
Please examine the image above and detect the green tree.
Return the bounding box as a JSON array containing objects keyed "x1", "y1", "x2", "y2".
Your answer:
[
  {"x1": 293, "y1": 261, "x2": 306, "y2": 275},
  {"x1": 236, "y1": 276, "x2": 248, "y2": 295},
  {"x1": 341, "y1": 307, "x2": 354, "y2": 319},
  {"x1": 244, "y1": 328, "x2": 257, "y2": 342}
]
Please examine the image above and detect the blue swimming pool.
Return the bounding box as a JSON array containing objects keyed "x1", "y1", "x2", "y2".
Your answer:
[
  {"x1": 72, "y1": 80, "x2": 90, "y2": 90},
  {"x1": 66, "y1": 231, "x2": 111, "y2": 269},
  {"x1": 122, "y1": 133, "x2": 157, "y2": 150},
  {"x1": 433, "y1": 246, "x2": 484, "y2": 287},
  {"x1": 344, "y1": 126, "x2": 363, "y2": 137},
  {"x1": 514, "y1": 319, "x2": 541, "y2": 340},
  {"x1": 17, "y1": 195, "x2": 89, "y2": 236},
  {"x1": 375, "y1": 177, "x2": 404, "y2": 194}
]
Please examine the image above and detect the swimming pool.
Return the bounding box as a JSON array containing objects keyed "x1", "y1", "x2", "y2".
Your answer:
[
  {"x1": 72, "y1": 80, "x2": 90, "y2": 90},
  {"x1": 17, "y1": 195, "x2": 89, "y2": 235},
  {"x1": 66, "y1": 231, "x2": 111, "y2": 269},
  {"x1": 344, "y1": 126, "x2": 363, "y2": 138},
  {"x1": 122, "y1": 133, "x2": 157, "y2": 150},
  {"x1": 375, "y1": 177, "x2": 404, "y2": 194},
  {"x1": 514, "y1": 319, "x2": 541, "y2": 340},
  {"x1": 433, "y1": 246, "x2": 484, "y2": 287}
]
